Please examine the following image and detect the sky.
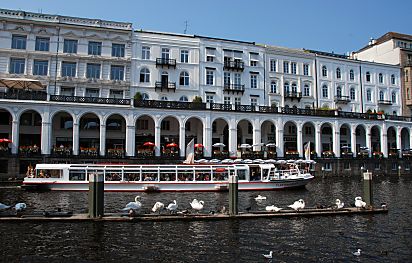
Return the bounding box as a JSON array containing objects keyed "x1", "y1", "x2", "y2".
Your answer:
[{"x1": 1, "y1": 0, "x2": 412, "y2": 54}]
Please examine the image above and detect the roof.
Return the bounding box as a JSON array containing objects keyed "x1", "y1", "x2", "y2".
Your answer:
[
  {"x1": 357, "y1": 32, "x2": 412, "y2": 52},
  {"x1": 304, "y1": 49, "x2": 349, "y2": 59}
]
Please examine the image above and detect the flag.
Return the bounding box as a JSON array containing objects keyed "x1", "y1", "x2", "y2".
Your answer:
[
  {"x1": 304, "y1": 141, "x2": 311, "y2": 160},
  {"x1": 184, "y1": 138, "x2": 195, "y2": 164}
]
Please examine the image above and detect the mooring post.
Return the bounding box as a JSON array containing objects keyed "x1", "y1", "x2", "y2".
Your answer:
[
  {"x1": 363, "y1": 171, "x2": 373, "y2": 207},
  {"x1": 228, "y1": 174, "x2": 238, "y2": 216},
  {"x1": 89, "y1": 173, "x2": 104, "y2": 218}
]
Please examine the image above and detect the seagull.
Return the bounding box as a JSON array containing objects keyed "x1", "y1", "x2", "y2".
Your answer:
[
  {"x1": 0, "y1": 203, "x2": 11, "y2": 211},
  {"x1": 353, "y1": 249, "x2": 361, "y2": 256},
  {"x1": 166, "y1": 200, "x2": 178, "y2": 213},
  {"x1": 288, "y1": 199, "x2": 305, "y2": 211},
  {"x1": 14, "y1": 203, "x2": 27, "y2": 211},
  {"x1": 255, "y1": 195, "x2": 267, "y2": 201},
  {"x1": 151, "y1": 202, "x2": 165, "y2": 213},
  {"x1": 265, "y1": 205, "x2": 282, "y2": 212},
  {"x1": 263, "y1": 251, "x2": 273, "y2": 259},
  {"x1": 122, "y1": 196, "x2": 142, "y2": 211},
  {"x1": 190, "y1": 199, "x2": 204, "y2": 212},
  {"x1": 335, "y1": 199, "x2": 344, "y2": 209},
  {"x1": 355, "y1": 197, "x2": 366, "y2": 209}
]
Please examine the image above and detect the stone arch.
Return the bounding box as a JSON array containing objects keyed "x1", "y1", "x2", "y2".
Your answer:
[
  {"x1": 401, "y1": 127, "x2": 410, "y2": 151},
  {"x1": 105, "y1": 114, "x2": 126, "y2": 157},
  {"x1": 339, "y1": 123, "x2": 351, "y2": 155},
  {"x1": 159, "y1": 115, "x2": 180, "y2": 156},
  {"x1": 320, "y1": 122, "x2": 333, "y2": 155},
  {"x1": 135, "y1": 114, "x2": 156, "y2": 156},
  {"x1": 284, "y1": 121, "x2": 297, "y2": 156},
  {"x1": 51, "y1": 110, "x2": 74, "y2": 155},
  {"x1": 212, "y1": 117, "x2": 229, "y2": 157},
  {"x1": 18, "y1": 109, "x2": 42, "y2": 153},
  {"x1": 370, "y1": 125, "x2": 381, "y2": 153},
  {"x1": 78, "y1": 112, "x2": 100, "y2": 155},
  {"x1": 302, "y1": 121, "x2": 316, "y2": 155}
]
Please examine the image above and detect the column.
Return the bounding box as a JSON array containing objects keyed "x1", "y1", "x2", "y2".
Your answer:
[
  {"x1": 276, "y1": 128, "x2": 284, "y2": 158},
  {"x1": 179, "y1": 126, "x2": 185, "y2": 158},
  {"x1": 351, "y1": 126, "x2": 357, "y2": 157},
  {"x1": 203, "y1": 126, "x2": 212, "y2": 157},
  {"x1": 125, "y1": 125, "x2": 135, "y2": 157},
  {"x1": 366, "y1": 128, "x2": 372, "y2": 157},
  {"x1": 253, "y1": 128, "x2": 262, "y2": 151},
  {"x1": 396, "y1": 127, "x2": 402, "y2": 158},
  {"x1": 297, "y1": 125, "x2": 303, "y2": 157},
  {"x1": 154, "y1": 125, "x2": 161, "y2": 156},
  {"x1": 41, "y1": 121, "x2": 52, "y2": 155},
  {"x1": 72, "y1": 121, "x2": 79, "y2": 155},
  {"x1": 99, "y1": 124, "x2": 106, "y2": 157},
  {"x1": 381, "y1": 130, "x2": 388, "y2": 158},
  {"x1": 333, "y1": 127, "x2": 340, "y2": 158},
  {"x1": 315, "y1": 124, "x2": 321, "y2": 157},
  {"x1": 11, "y1": 120, "x2": 19, "y2": 154},
  {"x1": 229, "y1": 127, "x2": 237, "y2": 157}
]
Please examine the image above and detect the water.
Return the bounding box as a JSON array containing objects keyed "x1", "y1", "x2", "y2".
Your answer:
[{"x1": 0, "y1": 176, "x2": 411, "y2": 262}]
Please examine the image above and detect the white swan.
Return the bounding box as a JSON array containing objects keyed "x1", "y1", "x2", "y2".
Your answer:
[
  {"x1": 265, "y1": 205, "x2": 282, "y2": 212},
  {"x1": 335, "y1": 199, "x2": 344, "y2": 209},
  {"x1": 263, "y1": 251, "x2": 273, "y2": 259},
  {"x1": 288, "y1": 199, "x2": 305, "y2": 211},
  {"x1": 0, "y1": 203, "x2": 11, "y2": 211},
  {"x1": 355, "y1": 197, "x2": 366, "y2": 208},
  {"x1": 166, "y1": 200, "x2": 178, "y2": 213},
  {"x1": 255, "y1": 195, "x2": 267, "y2": 201},
  {"x1": 122, "y1": 196, "x2": 142, "y2": 211},
  {"x1": 14, "y1": 203, "x2": 27, "y2": 211},
  {"x1": 190, "y1": 199, "x2": 204, "y2": 211},
  {"x1": 151, "y1": 202, "x2": 165, "y2": 213},
  {"x1": 353, "y1": 249, "x2": 361, "y2": 256}
]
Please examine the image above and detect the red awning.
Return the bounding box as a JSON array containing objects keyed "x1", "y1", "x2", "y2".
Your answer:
[
  {"x1": 143, "y1": 142, "x2": 155, "y2": 147},
  {"x1": 166, "y1": 143, "x2": 178, "y2": 148},
  {"x1": 0, "y1": 138, "x2": 12, "y2": 143},
  {"x1": 194, "y1": 143, "x2": 204, "y2": 148}
]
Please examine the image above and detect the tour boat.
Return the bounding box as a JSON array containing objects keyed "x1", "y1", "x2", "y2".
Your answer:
[{"x1": 22, "y1": 161, "x2": 314, "y2": 192}]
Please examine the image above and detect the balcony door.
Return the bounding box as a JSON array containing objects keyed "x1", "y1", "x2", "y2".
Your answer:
[{"x1": 161, "y1": 71, "x2": 168, "y2": 86}]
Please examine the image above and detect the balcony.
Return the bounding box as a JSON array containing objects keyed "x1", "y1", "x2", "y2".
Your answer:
[
  {"x1": 134, "y1": 99, "x2": 206, "y2": 110},
  {"x1": 223, "y1": 83, "x2": 245, "y2": 94},
  {"x1": 284, "y1": 91, "x2": 302, "y2": 102},
  {"x1": 378, "y1": 99, "x2": 393, "y2": 105},
  {"x1": 211, "y1": 103, "x2": 233, "y2": 111},
  {"x1": 281, "y1": 107, "x2": 335, "y2": 117},
  {"x1": 334, "y1": 95, "x2": 351, "y2": 104},
  {"x1": 0, "y1": 90, "x2": 47, "y2": 101},
  {"x1": 50, "y1": 95, "x2": 131, "y2": 105},
  {"x1": 156, "y1": 58, "x2": 176, "y2": 68},
  {"x1": 155, "y1": 81, "x2": 176, "y2": 92},
  {"x1": 223, "y1": 60, "x2": 245, "y2": 71}
]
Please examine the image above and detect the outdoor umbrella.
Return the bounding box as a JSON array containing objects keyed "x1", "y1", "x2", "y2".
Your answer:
[
  {"x1": 194, "y1": 143, "x2": 204, "y2": 148},
  {"x1": 0, "y1": 139, "x2": 12, "y2": 143},
  {"x1": 266, "y1": 143, "x2": 277, "y2": 147},
  {"x1": 239, "y1": 144, "x2": 252, "y2": 149},
  {"x1": 143, "y1": 142, "x2": 155, "y2": 147},
  {"x1": 166, "y1": 142, "x2": 178, "y2": 147},
  {"x1": 212, "y1": 143, "x2": 225, "y2": 147},
  {"x1": 0, "y1": 78, "x2": 44, "y2": 90}
]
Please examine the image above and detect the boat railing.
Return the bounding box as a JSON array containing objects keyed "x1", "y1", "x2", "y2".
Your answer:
[{"x1": 269, "y1": 168, "x2": 302, "y2": 180}]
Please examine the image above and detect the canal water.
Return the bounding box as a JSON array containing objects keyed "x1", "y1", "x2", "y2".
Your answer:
[{"x1": 0, "y1": 176, "x2": 411, "y2": 262}]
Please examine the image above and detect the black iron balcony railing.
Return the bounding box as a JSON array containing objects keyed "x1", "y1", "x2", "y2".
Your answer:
[
  {"x1": 0, "y1": 90, "x2": 47, "y2": 101},
  {"x1": 284, "y1": 91, "x2": 302, "y2": 101},
  {"x1": 134, "y1": 99, "x2": 206, "y2": 110},
  {"x1": 50, "y1": 95, "x2": 131, "y2": 105},
  {"x1": 156, "y1": 58, "x2": 176, "y2": 68},
  {"x1": 155, "y1": 81, "x2": 176, "y2": 92},
  {"x1": 223, "y1": 60, "x2": 245, "y2": 71},
  {"x1": 235, "y1": 104, "x2": 255, "y2": 112},
  {"x1": 211, "y1": 103, "x2": 233, "y2": 111},
  {"x1": 281, "y1": 107, "x2": 335, "y2": 117},
  {"x1": 385, "y1": 115, "x2": 412, "y2": 121},
  {"x1": 334, "y1": 95, "x2": 351, "y2": 104},
  {"x1": 258, "y1": 106, "x2": 278, "y2": 113},
  {"x1": 378, "y1": 99, "x2": 393, "y2": 105},
  {"x1": 337, "y1": 111, "x2": 383, "y2": 120},
  {"x1": 223, "y1": 83, "x2": 245, "y2": 94}
]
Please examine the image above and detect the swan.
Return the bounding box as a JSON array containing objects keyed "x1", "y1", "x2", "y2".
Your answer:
[
  {"x1": 190, "y1": 199, "x2": 204, "y2": 211},
  {"x1": 288, "y1": 199, "x2": 305, "y2": 211},
  {"x1": 265, "y1": 205, "x2": 282, "y2": 212},
  {"x1": 166, "y1": 200, "x2": 178, "y2": 213},
  {"x1": 263, "y1": 251, "x2": 273, "y2": 259},
  {"x1": 335, "y1": 199, "x2": 344, "y2": 209},
  {"x1": 122, "y1": 196, "x2": 142, "y2": 211},
  {"x1": 255, "y1": 195, "x2": 267, "y2": 201},
  {"x1": 355, "y1": 197, "x2": 366, "y2": 208},
  {"x1": 353, "y1": 249, "x2": 361, "y2": 256},
  {"x1": 0, "y1": 203, "x2": 11, "y2": 211},
  {"x1": 151, "y1": 202, "x2": 165, "y2": 213},
  {"x1": 14, "y1": 203, "x2": 27, "y2": 211}
]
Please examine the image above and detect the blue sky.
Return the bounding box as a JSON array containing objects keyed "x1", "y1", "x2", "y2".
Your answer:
[{"x1": 2, "y1": 0, "x2": 411, "y2": 54}]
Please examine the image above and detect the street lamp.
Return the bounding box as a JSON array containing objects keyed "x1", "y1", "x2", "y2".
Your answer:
[{"x1": 398, "y1": 165, "x2": 401, "y2": 177}]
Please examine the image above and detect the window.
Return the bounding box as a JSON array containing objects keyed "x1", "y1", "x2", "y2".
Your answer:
[
  {"x1": 112, "y1": 43, "x2": 125, "y2": 57},
  {"x1": 379, "y1": 90, "x2": 384, "y2": 101},
  {"x1": 407, "y1": 88, "x2": 410, "y2": 100},
  {"x1": 291, "y1": 62, "x2": 297, "y2": 74},
  {"x1": 61, "y1": 62, "x2": 76, "y2": 77},
  {"x1": 206, "y1": 95, "x2": 214, "y2": 103},
  {"x1": 366, "y1": 72, "x2": 371, "y2": 82},
  {"x1": 350, "y1": 87, "x2": 356, "y2": 100},
  {"x1": 234, "y1": 73, "x2": 241, "y2": 86},
  {"x1": 137, "y1": 119, "x2": 148, "y2": 130},
  {"x1": 206, "y1": 48, "x2": 215, "y2": 62},
  {"x1": 405, "y1": 69, "x2": 409, "y2": 82},
  {"x1": 110, "y1": 65, "x2": 124, "y2": 80},
  {"x1": 349, "y1": 69, "x2": 354, "y2": 80},
  {"x1": 142, "y1": 46, "x2": 150, "y2": 60},
  {"x1": 336, "y1": 68, "x2": 341, "y2": 79},
  {"x1": 250, "y1": 60, "x2": 257, "y2": 67},
  {"x1": 391, "y1": 74, "x2": 396, "y2": 85},
  {"x1": 322, "y1": 85, "x2": 328, "y2": 98},
  {"x1": 33, "y1": 60, "x2": 48, "y2": 76},
  {"x1": 109, "y1": 90, "x2": 123, "y2": 99},
  {"x1": 35, "y1": 37, "x2": 50, "y2": 51},
  {"x1": 270, "y1": 81, "x2": 277, "y2": 93},
  {"x1": 224, "y1": 96, "x2": 231, "y2": 104},
  {"x1": 179, "y1": 96, "x2": 189, "y2": 102},
  {"x1": 86, "y1": 63, "x2": 101, "y2": 79},
  {"x1": 206, "y1": 70, "x2": 214, "y2": 85},
  {"x1": 224, "y1": 72, "x2": 231, "y2": 85},
  {"x1": 366, "y1": 89, "x2": 372, "y2": 101},
  {"x1": 283, "y1": 61, "x2": 289, "y2": 73},
  {"x1": 303, "y1": 84, "x2": 310, "y2": 97},
  {"x1": 250, "y1": 53, "x2": 258, "y2": 67},
  {"x1": 234, "y1": 97, "x2": 241, "y2": 105},
  {"x1": 378, "y1": 73, "x2": 383, "y2": 83},
  {"x1": 180, "y1": 50, "x2": 189, "y2": 63},
  {"x1": 85, "y1": 88, "x2": 99, "y2": 97},
  {"x1": 250, "y1": 74, "x2": 257, "y2": 89},
  {"x1": 63, "y1": 39, "x2": 78, "y2": 53},
  {"x1": 140, "y1": 68, "x2": 150, "y2": 83},
  {"x1": 9, "y1": 58, "x2": 25, "y2": 74},
  {"x1": 336, "y1": 86, "x2": 342, "y2": 98},
  {"x1": 305, "y1": 126, "x2": 312, "y2": 135},
  {"x1": 303, "y1": 64, "x2": 309, "y2": 76},
  {"x1": 392, "y1": 91, "x2": 396, "y2": 103},
  {"x1": 161, "y1": 120, "x2": 170, "y2": 130},
  {"x1": 291, "y1": 83, "x2": 297, "y2": 93},
  {"x1": 179, "y1": 71, "x2": 189, "y2": 86},
  {"x1": 161, "y1": 48, "x2": 170, "y2": 60},
  {"x1": 251, "y1": 98, "x2": 257, "y2": 106},
  {"x1": 88, "y1": 41, "x2": 102, "y2": 55},
  {"x1": 11, "y1": 35, "x2": 26, "y2": 49},
  {"x1": 322, "y1": 65, "x2": 327, "y2": 77},
  {"x1": 284, "y1": 82, "x2": 290, "y2": 93},
  {"x1": 61, "y1": 87, "x2": 75, "y2": 96},
  {"x1": 270, "y1": 59, "x2": 276, "y2": 72}
]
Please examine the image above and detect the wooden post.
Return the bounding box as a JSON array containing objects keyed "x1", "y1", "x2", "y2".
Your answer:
[
  {"x1": 228, "y1": 174, "x2": 238, "y2": 216},
  {"x1": 363, "y1": 172, "x2": 373, "y2": 207},
  {"x1": 89, "y1": 173, "x2": 104, "y2": 218}
]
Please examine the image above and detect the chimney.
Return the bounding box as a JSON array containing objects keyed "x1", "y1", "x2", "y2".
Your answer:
[{"x1": 368, "y1": 37, "x2": 376, "y2": 46}]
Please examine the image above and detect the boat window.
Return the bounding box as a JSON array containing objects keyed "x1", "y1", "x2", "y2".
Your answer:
[
  {"x1": 36, "y1": 169, "x2": 62, "y2": 178},
  {"x1": 213, "y1": 168, "x2": 228, "y2": 181},
  {"x1": 237, "y1": 169, "x2": 246, "y2": 180},
  {"x1": 69, "y1": 170, "x2": 86, "y2": 181},
  {"x1": 178, "y1": 169, "x2": 193, "y2": 181},
  {"x1": 160, "y1": 170, "x2": 176, "y2": 181},
  {"x1": 142, "y1": 170, "x2": 158, "y2": 181},
  {"x1": 124, "y1": 170, "x2": 140, "y2": 181},
  {"x1": 249, "y1": 167, "x2": 260, "y2": 181},
  {"x1": 195, "y1": 171, "x2": 210, "y2": 181},
  {"x1": 105, "y1": 170, "x2": 122, "y2": 181},
  {"x1": 262, "y1": 168, "x2": 269, "y2": 180},
  {"x1": 86, "y1": 170, "x2": 104, "y2": 181}
]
